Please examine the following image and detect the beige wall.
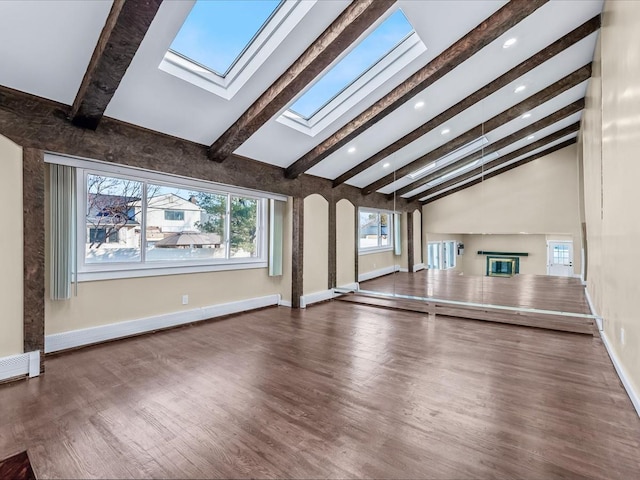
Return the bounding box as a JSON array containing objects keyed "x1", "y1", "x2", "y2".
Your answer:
[
  {"x1": 0, "y1": 135, "x2": 23, "y2": 357},
  {"x1": 336, "y1": 199, "x2": 355, "y2": 287},
  {"x1": 303, "y1": 194, "x2": 328, "y2": 294},
  {"x1": 45, "y1": 176, "x2": 293, "y2": 335},
  {"x1": 413, "y1": 210, "x2": 423, "y2": 266},
  {"x1": 359, "y1": 250, "x2": 396, "y2": 276},
  {"x1": 581, "y1": 0, "x2": 640, "y2": 401},
  {"x1": 423, "y1": 144, "x2": 582, "y2": 274},
  {"x1": 460, "y1": 234, "x2": 548, "y2": 276}
]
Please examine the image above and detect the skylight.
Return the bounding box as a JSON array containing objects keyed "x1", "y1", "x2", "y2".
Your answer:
[
  {"x1": 169, "y1": 0, "x2": 283, "y2": 77},
  {"x1": 288, "y1": 9, "x2": 414, "y2": 119}
]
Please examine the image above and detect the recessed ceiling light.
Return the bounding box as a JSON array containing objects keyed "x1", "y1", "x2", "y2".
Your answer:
[
  {"x1": 521, "y1": 112, "x2": 531, "y2": 119},
  {"x1": 441, "y1": 128, "x2": 450, "y2": 135},
  {"x1": 527, "y1": 135, "x2": 535, "y2": 140},
  {"x1": 347, "y1": 147, "x2": 356, "y2": 153},
  {"x1": 514, "y1": 85, "x2": 526, "y2": 93},
  {"x1": 383, "y1": 162, "x2": 391, "y2": 168},
  {"x1": 414, "y1": 101, "x2": 425, "y2": 109},
  {"x1": 503, "y1": 38, "x2": 517, "y2": 49}
]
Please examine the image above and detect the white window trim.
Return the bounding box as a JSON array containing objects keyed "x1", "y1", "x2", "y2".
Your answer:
[
  {"x1": 358, "y1": 207, "x2": 395, "y2": 255},
  {"x1": 159, "y1": 0, "x2": 316, "y2": 100},
  {"x1": 428, "y1": 240, "x2": 457, "y2": 270},
  {"x1": 277, "y1": 30, "x2": 426, "y2": 137},
  {"x1": 45, "y1": 153, "x2": 283, "y2": 282}
]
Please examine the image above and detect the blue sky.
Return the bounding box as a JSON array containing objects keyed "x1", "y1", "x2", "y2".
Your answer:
[{"x1": 170, "y1": 0, "x2": 281, "y2": 76}]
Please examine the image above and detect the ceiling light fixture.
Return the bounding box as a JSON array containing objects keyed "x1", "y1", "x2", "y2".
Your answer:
[
  {"x1": 383, "y1": 162, "x2": 391, "y2": 168},
  {"x1": 521, "y1": 112, "x2": 531, "y2": 119},
  {"x1": 503, "y1": 38, "x2": 517, "y2": 49},
  {"x1": 514, "y1": 85, "x2": 526, "y2": 93},
  {"x1": 527, "y1": 135, "x2": 535, "y2": 140},
  {"x1": 347, "y1": 147, "x2": 356, "y2": 153},
  {"x1": 440, "y1": 128, "x2": 450, "y2": 135},
  {"x1": 414, "y1": 101, "x2": 425, "y2": 109},
  {"x1": 407, "y1": 136, "x2": 489, "y2": 180}
]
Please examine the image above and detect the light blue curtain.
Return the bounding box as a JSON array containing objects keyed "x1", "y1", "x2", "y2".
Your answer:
[{"x1": 50, "y1": 164, "x2": 76, "y2": 300}]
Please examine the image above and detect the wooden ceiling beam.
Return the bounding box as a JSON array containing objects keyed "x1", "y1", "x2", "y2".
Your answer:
[
  {"x1": 397, "y1": 99, "x2": 584, "y2": 198},
  {"x1": 362, "y1": 63, "x2": 591, "y2": 195},
  {"x1": 331, "y1": 15, "x2": 600, "y2": 188},
  {"x1": 284, "y1": 0, "x2": 549, "y2": 179},
  {"x1": 208, "y1": 0, "x2": 396, "y2": 162},
  {"x1": 69, "y1": 0, "x2": 163, "y2": 130},
  {"x1": 408, "y1": 125, "x2": 580, "y2": 202},
  {"x1": 421, "y1": 137, "x2": 578, "y2": 205}
]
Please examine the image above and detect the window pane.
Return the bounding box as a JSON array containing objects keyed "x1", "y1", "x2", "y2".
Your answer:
[
  {"x1": 229, "y1": 196, "x2": 258, "y2": 258},
  {"x1": 86, "y1": 174, "x2": 143, "y2": 263},
  {"x1": 380, "y1": 213, "x2": 389, "y2": 247},
  {"x1": 146, "y1": 185, "x2": 227, "y2": 262},
  {"x1": 359, "y1": 212, "x2": 379, "y2": 249}
]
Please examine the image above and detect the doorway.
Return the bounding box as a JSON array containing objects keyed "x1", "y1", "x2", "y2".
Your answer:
[{"x1": 547, "y1": 241, "x2": 574, "y2": 277}]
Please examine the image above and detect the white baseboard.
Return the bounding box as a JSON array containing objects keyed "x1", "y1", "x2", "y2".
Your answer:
[
  {"x1": 413, "y1": 263, "x2": 425, "y2": 272},
  {"x1": 399, "y1": 267, "x2": 409, "y2": 273},
  {"x1": 337, "y1": 282, "x2": 359, "y2": 292},
  {"x1": 358, "y1": 264, "x2": 400, "y2": 282},
  {"x1": 45, "y1": 294, "x2": 281, "y2": 353},
  {"x1": 584, "y1": 287, "x2": 603, "y2": 331},
  {"x1": 0, "y1": 350, "x2": 40, "y2": 382},
  {"x1": 300, "y1": 289, "x2": 335, "y2": 308},
  {"x1": 601, "y1": 330, "x2": 640, "y2": 418},
  {"x1": 278, "y1": 299, "x2": 292, "y2": 308}
]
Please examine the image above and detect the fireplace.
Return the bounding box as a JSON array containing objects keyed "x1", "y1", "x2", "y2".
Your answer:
[{"x1": 486, "y1": 256, "x2": 519, "y2": 277}]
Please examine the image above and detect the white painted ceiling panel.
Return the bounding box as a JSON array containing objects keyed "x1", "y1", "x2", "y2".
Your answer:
[{"x1": 0, "y1": 0, "x2": 113, "y2": 104}]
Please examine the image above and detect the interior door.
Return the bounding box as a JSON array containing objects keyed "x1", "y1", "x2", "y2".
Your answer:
[
  {"x1": 547, "y1": 241, "x2": 574, "y2": 277},
  {"x1": 428, "y1": 242, "x2": 441, "y2": 269}
]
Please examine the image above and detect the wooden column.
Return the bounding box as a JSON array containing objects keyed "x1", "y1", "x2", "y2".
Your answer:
[
  {"x1": 23, "y1": 148, "x2": 45, "y2": 372},
  {"x1": 328, "y1": 198, "x2": 336, "y2": 289},
  {"x1": 407, "y1": 211, "x2": 414, "y2": 274},
  {"x1": 291, "y1": 196, "x2": 304, "y2": 309}
]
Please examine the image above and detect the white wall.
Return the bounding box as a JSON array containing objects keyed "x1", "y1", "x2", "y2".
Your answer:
[{"x1": 0, "y1": 135, "x2": 23, "y2": 357}]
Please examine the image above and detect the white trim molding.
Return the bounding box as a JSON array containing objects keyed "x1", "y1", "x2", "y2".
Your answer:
[
  {"x1": 358, "y1": 264, "x2": 401, "y2": 282},
  {"x1": 0, "y1": 351, "x2": 40, "y2": 382},
  {"x1": 45, "y1": 295, "x2": 280, "y2": 353},
  {"x1": 413, "y1": 263, "x2": 425, "y2": 272},
  {"x1": 601, "y1": 331, "x2": 640, "y2": 418},
  {"x1": 299, "y1": 289, "x2": 335, "y2": 309},
  {"x1": 337, "y1": 282, "x2": 359, "y2": 292}
]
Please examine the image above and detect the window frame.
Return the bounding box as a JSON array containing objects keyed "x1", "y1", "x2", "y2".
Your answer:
[
  {"x1": 358, "y1": 208, "x2": 394, "y2": 254},
  {"x1": 62, "y1": 158, "x2": 276, "y2": 282}
]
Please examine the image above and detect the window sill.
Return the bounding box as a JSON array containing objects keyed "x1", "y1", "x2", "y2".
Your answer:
[
  {"x1": 358, "y1": 247, "x2": 394, "y2": 256},
  {"x1": 78, "y1": 260, "x2": 268, "y2": 282}
]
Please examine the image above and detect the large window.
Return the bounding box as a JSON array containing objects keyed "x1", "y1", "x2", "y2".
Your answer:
[
  {"x1": 427, "y1": 241, "x2": 456, "y2": 270},
  {"x1": 79, "y1": 167, "x2": 268, "y2": 278},
  {"x1": 359, "y1": 209, "x2": 393, "y2": 252}
]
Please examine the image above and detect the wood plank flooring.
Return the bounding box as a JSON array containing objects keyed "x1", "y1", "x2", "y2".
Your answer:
[
  {"x1": 1, "y1": 301, "x2": 638, "y2": 479},
  {"x1": 360, "y1": 270, "x2": 592, "y2": 313}
]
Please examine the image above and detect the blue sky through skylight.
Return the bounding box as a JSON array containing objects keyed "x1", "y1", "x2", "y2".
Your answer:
[
  {"x1": 289, "y1": 9, "x2": 414, "y2": 119},
  {"x1": 169, "y1": 0, "x2": 282, "y2": 76}
]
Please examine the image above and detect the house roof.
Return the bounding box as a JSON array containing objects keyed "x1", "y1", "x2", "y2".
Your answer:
[{"x1": 0, "y1": 0, "x2": 602, "y2": 202}]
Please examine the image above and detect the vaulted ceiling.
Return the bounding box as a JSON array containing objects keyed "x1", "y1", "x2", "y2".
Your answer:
[{"x1": 0, "y1": 0, "x2": 602, "y2": 204}]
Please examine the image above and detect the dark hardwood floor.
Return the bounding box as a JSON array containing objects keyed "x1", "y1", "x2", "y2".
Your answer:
[
  {"x1": 1, "y1": 301, "x2": 638, "y2": 479},
  {"x1": 360, "y1": 270, "x2": 592, "y2": 313}
]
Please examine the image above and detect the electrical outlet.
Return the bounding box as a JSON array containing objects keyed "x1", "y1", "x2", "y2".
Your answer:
[
  {"x1": 620, "y1": 327, "x2": 625, "y2": 346},
  {"x1": 182, "y1": 295, "x2": 189, "y2": 305}
]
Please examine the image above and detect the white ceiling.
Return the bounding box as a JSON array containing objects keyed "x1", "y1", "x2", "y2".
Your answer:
[{"x1": 0, "y1": 0, "x2": 603, "y2": 196}]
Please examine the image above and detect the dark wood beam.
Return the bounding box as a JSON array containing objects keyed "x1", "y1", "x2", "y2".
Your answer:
[
  {"x1": 363, "y1": 63, "x2": 591, "y2": 194},
  {"x1": 292, "y1": 197, "x2": 304, "y2": 309},
  {"x1": 208, "y1": 0, "x2": 396, "y2": 162},
  {"x1": 328, "y1": 198, "x2": 337, "y2": 289},
  {"x1": 331, "y1": 15, "x2": 600, "y2": 188},
  {"x1": 284, "y1": 0, "x2": 549, "y2": 179},
  {"x1": 421, "y1": 137, "x2": 578, "y2": 205},
  {"x1": 69, "y1": 0, "x2": 163, "y2": 129},
  {"x1": 411, "y1": 132, "x2": 579, "y2": 202},
  {"x1": 0, "y1": 84, "x2": 419, "y2": 213},
  {"x1": 407, "y1": 211, "x2": 414, "y2": 273},
  {"x1": 23, "y1": 148, "x2": 45, "y2": 373},
  {"x1": 398, "y1": 99, "x2": 584, "y2": 198}
]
